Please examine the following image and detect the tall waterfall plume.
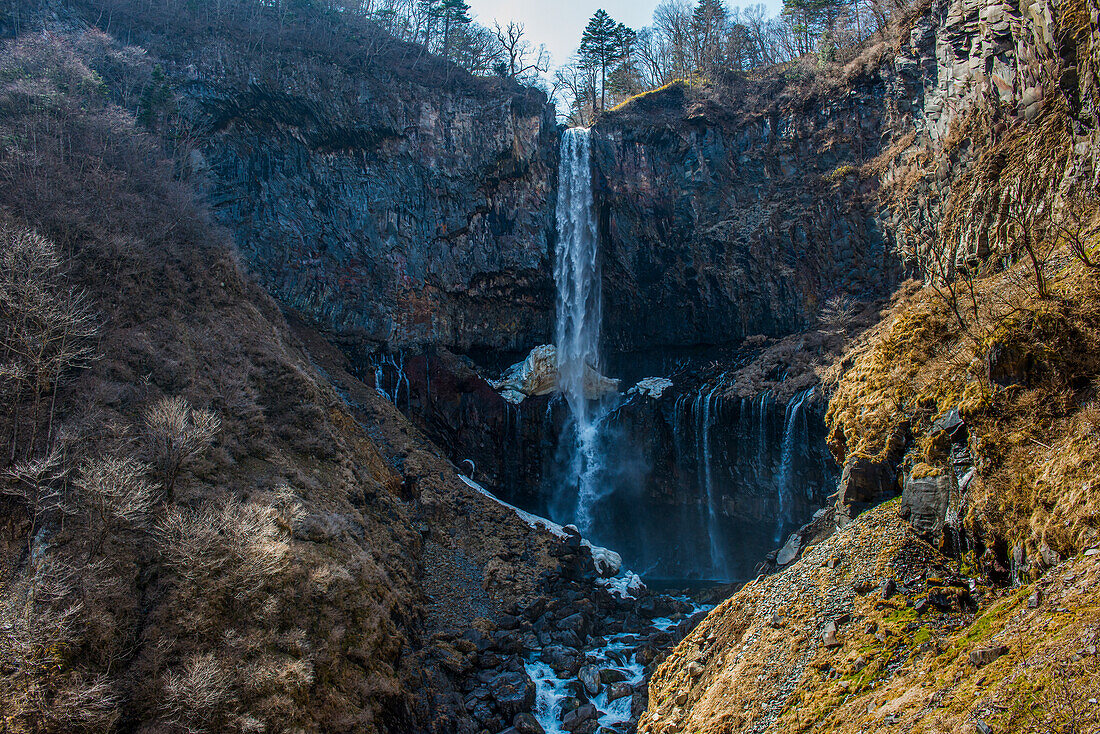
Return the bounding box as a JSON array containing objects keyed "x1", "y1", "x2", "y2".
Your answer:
[{"x1": 554, "y1": 128, "x2": 607, "y2": 532}]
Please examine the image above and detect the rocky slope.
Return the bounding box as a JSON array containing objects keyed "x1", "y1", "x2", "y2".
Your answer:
[
  {"x1": 0, "y1": 32, "x2": 565, "y2": 733},
  {"x1": 641, "y1": 503, "x2": 1100, "y2": 734},
  {"x1": 640, "y1": 0, "x2": 1100, "y2": 727}
]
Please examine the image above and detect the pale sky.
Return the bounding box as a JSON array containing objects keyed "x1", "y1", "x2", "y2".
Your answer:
[{"x1": 467, "y1": 0, "x2": 784, "y2": 70}]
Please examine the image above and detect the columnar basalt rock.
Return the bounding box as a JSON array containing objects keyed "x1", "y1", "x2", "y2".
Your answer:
[
  {"x1": 189, "y1": 73, "x2": 560, "y2": 354},
  {"x1": 589, "y1": 79, "x2": 903, "y2": 357}
]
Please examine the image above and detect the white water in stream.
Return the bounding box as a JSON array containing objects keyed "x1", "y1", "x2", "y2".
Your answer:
[
  {"x1": 524, "y1": 600, "x2": 713, "y2": 734},
  {"x1": 554, "y1": 128, "x2": 607, "y2": 532}
]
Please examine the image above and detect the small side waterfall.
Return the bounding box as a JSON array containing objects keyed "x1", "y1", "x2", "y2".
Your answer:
[
  {"x1": 554, "y1": 128, "x2": 608, "y2": 532},
  {"x1": 691, "y1": 384, "x2": 728, "y2": 579},
  {"x1": 775, "y1": 388, "x2": 813, "y2": 541}
]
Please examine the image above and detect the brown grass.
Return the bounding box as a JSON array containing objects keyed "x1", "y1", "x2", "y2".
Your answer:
[{"x1": 827, "y1": 250, "x2": 1100, "y2": 565}]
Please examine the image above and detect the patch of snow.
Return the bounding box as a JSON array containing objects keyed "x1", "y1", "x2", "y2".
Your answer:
[
  {"x1": 628, "y1": 376, "x2": 673, "y2": 399},
  {"x1": 597, "y1": 571, "x2": 645, "y2": 599},
  {"x1": 459, "y1": 474, "x2": 626, "y2": 580}
]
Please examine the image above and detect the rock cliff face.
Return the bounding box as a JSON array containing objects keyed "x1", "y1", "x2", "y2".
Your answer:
[
  {"x1": 881, "y1": 0, "x2": 1100, "y2": 271},
  {"x1": 189, "y1": 61, "x2": 560, "y2": 355},
  {"x1": 568, "y1": 385, "x2": 838, "y2": 581},
  {"x1": 590, "y1": 78, "x2": 903, "y2": 359}
]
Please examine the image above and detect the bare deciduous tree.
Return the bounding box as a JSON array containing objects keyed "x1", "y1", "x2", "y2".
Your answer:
[
  {"x1": 492, "y1": 21, "x2": 550, "y2": 80},
  {"x1": 75, "y1": 455, "x2": 160, "y2": 558},
  {"x1": 1, "y1": 451, "x2": 68, "y2": 552},
  {"x1": 0, "y1": 553, "x2": 117, "y2": 733},
  {"x1": 818, "y1": 294, "x2": 859, "y2": 335},
  {"x1": 143, "y1": 396, "x2": 220, "y2": 500},
  {"x1": 154, "y1": 498, "x2": 290, "y2": 597},
  {"x1": 0, "y1": 225, "x2": 98, "y2": 462},
  {"x1": 160, "y1": 653, "x2": 236, "y2": 733}
]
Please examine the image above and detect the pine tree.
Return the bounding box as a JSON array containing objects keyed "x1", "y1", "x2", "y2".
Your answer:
[
  {"x1": 440, "y1": 0, "x2": 472, "y2": 59},
  {"x1": 691, "y1": 0, "x2": 728, "y2": 76},
  {"x1": 579, "y1": 9, "x2": 635, "y2": 112}
]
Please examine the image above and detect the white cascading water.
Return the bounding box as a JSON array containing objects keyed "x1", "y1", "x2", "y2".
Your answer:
[
  {"x1": 554, "y1": 128, "x2": 607, "y2": 532},
  {"x1": 692, "y1": 384, "x2": 728, "y2": 580},
  {"x1": 775, "y1": 388, "x2": 813, "y2": 542}
]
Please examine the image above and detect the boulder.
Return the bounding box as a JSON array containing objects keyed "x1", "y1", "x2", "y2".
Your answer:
[
  {"x1": 837, "y1": 456, "x2": 897, "y2": 505},
  {"x1": 900, "y1": 473, "x2": 953, "y2": 538},
  {"x1": 561, "y1": 703, "x2": 598, "y2": 733},
  {"x1": 513, "y1": 712, "x2": 545, "y2": 734},
  {"x1": 931, "y1": 408, "x2": 965, "y2": 439},
  {"x1": 490, "y1": 345, "x2": 620, "y2": 405},
  {"x1": 578, "y1": 665, "x2": 601, "y2": 697},
  {"x1": 557, "y1": 612, "x2": 589, "y2": 637},
  {"x1": 969, "y1": 645, "x2": 1009, "y2": 667},
  {"x1": 588, "y1": 545, "x2": 623, "y2": 577},
  {"x1": 600, "y1": 668, "x2": 627, "y2": 684},
  {"x1": 541, "y1": 645, "x2": 580, "y2": 676},
  {"x1": 490, "y1": 671, "x2": 536, "y2": 718},
  {"x1": 607, "y1": 681, "x2": 633, "y2": 702},
  {"x1": 776, "y1": 532, "x2": 803, "y2": 566}
]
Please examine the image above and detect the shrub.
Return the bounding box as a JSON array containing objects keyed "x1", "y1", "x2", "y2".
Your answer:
[{"x1": 143, "y1": 396, "x2": 220, "y2": 500}]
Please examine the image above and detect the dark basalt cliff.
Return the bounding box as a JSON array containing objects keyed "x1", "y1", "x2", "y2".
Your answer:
[
  {"x1": 590, "y1": 78, "x2": 902, "y2": 359},
  {"x1": 191, "y1": 76, "x2": 560, "y2": 354}
]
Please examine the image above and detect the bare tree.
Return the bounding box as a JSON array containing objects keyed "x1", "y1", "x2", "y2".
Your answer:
[
  {"x1": 492, "y1": 21, "x2": 550, "y2": 80},
  {"x1": 75, "y1": 456, "x2": 160, "y2": 558},
  {"x1": 1003, "y1": 207, "x2": 1054, "y2": 299},
  {"x1": 1, "y1": 451, "x2": 68, "y2": 553},
  {"x1": 0, "y1": 225, "x2": 98, "y2": 462},
  {"x1": 154, "y1": 498, "x2": 290, "y2": 597},
  {"x1": 652, "y1": 0, "x2": 693, "y2": 80},
  {"x1": 160, "y1": 653, "x2": 235, "y2": 733},
  {"x1": 818, "y1": 294, "x2": 858, "y2": 335},
  {"x1": 0, "y1": 553, "x2": 118, "y2": 733},
  {"x1": 143, "y1": 396, "x2": 220, "y2": 500},
  {"x1": 1055, "y1": 197, "x2": 1100, "y2": 270}
]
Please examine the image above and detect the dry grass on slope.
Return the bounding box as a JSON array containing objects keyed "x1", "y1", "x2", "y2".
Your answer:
[
  {"x1": 641, "y1": 503, "x2": 1100, "y2": 734},
  {"x1": 824, "y1": 246, "x2": 1100, "y2": 571},
  {"x1": 0, "y1": 32, "x2": 554, "y2": 734}
]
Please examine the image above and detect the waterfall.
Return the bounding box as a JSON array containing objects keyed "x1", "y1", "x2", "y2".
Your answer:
[
  {"x1": 693, "y1": 384, "x2": 728, "y2": 579},
  {"x1": 775, "y1": 388, "x2": 813, "y2": 542},
  {"x1": 554, "y1": 128, "x2": 607, "y2": 532},
  {"x1": 754, "y1": 391, "x2": 771, "y2": 479}
]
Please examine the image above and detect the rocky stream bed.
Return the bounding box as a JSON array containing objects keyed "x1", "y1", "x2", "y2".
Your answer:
[{"x1": 446, "y1": 523, "x2": 714, "y2": 734}]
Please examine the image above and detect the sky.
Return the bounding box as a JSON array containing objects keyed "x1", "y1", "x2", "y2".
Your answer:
[{"x1": 466, "y1": 0, "x2": 784, "y2": 70}]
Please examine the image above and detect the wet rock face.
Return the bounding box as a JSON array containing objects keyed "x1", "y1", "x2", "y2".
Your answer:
[
  {"x1": 191, "y1": 78, "x2": 559, "y2": 354},
  {"x1": 901, "y1": 474, "x2": 953, "y2": 538},
  {"x1": 589, "y1": 86, "x2": 903, "y2": 355},
  {"x1": 358, "y1": 346, "x2": 552, "y2": 508}
]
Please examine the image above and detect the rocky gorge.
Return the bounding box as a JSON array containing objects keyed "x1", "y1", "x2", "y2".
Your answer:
[{"x1": 1, "y1": 0, "x2": 1100, "y2": 729}]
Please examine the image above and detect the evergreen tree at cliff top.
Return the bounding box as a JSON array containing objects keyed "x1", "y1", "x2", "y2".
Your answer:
[{"x1": 579, "y1": 9, "x2": 636, "y2": 112}]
